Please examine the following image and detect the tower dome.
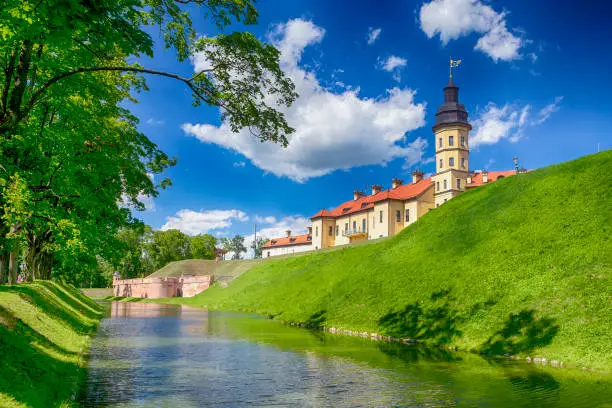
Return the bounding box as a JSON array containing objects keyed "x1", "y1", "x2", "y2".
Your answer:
[{"x1": 433, "y1": 77, "x2": 471, "y2": 131}]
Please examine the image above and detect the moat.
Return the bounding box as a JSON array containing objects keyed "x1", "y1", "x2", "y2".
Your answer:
[{"x1": 79, "y1": 302, "x2": 611, "y2": 407}]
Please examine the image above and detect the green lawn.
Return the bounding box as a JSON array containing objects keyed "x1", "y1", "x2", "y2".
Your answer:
[
  {"x1": 0, "y1": 281, "x2": 103, "y2": 407},
  {"x1": 178, "y1": 151, "x2": 612, "y2": 371}
]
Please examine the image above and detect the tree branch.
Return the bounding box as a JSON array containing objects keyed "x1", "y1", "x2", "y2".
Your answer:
[{"x1": 20, "y1": 66, "x2": 219, "y2": 127}]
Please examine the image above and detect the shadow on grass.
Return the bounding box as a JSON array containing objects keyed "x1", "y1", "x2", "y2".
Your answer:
[
  {"x1": 304, "y1": 310, "x2": 327, "y2": 328},
  {"x1": 0, "y1": 284, "x2": 99, "y2": 335},
  {"x1": 480, "y1": 309, "x2": 559, "y2": 356},
  {"x1": 378, "y1": 289, "x2": 463, "y2": 345},
  {"x1": 0, "y1": 305, "x2": 78, "y2": 357},
  {"x1": 0, "y1": 283, "x2": 97, "y2": 408}
]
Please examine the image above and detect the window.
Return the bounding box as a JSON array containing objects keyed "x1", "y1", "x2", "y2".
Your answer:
[
  {"x1": 396, "y1": 210, "x2": 401, "y2": 222},
  {"x1": 362, "y1": 218, "x2": 366, "y2": 231},
  {"x1": 267, "y1": 251, "x2": 270, "y2": 257},
  {"x1": 457, "y1": 178, "x2": 461, "y2": 189},
  {"x1": 335, "y1": 225, "x2": 339, "y2": 236},
  {"x1": 449, "y1": 157, "x2": 455, "y2": 166},
  {"x1": 460, "y1": 135, "x2": 465, "y2": 146},
  {"x1": 352, "y1": 220, "x2": 357, "y2": 230},
  {"x1": 436, "y1": 182, "x2": 440, "y2": 191},
  {"x1": 461, "y1": 157, "x2": 465, "y2": 168},
  {"x1": 439, "y1": 158, "x2": 443, "y2": 168},
  {"x1": 443, "y1": 179, "x2": 447, "y2": 189},
  {"x1": 379, "y1": 211, "x2": 383, "y2": 223},
  {"x1": 315, "y1": 226, "x2": 318, "y2": 237},
  {"x1": 405, "y1": 209, "x2": 410, "y2": 222},
  {"x1": 344, "y1": 223, "x2": 348, "y2": 232},
  {"x1": 438, "y1": 137, "x2": 442, "y2": 148},
  {"x1": 449, "y1": 135, "x2": 454, "y2": 146},
  {"x1": 328, "y1": 226, "x2": 333, "y2": 236}
]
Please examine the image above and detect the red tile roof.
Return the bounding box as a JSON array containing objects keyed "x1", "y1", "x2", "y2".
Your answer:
[
  {"x1": 311, "y1": 178, "x2": 433, "y2": 219},
  {"x1": 263, "y1": 233, "x2": 312, "y2": 248},
  {"x1": 467, "y1": 170, "x2": 518, "y2": 188}
]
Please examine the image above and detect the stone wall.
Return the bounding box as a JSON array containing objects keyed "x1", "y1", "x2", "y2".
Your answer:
[{"x1": 112, "y1": 275, "x2": 213, "y2": 299}]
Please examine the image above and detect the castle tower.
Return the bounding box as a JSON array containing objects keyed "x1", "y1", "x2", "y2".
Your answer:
[{"x1": 431, "y1": 75, "x2": 471, "y2": 207}]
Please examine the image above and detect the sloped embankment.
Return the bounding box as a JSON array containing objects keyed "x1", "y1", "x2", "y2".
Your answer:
[
  {"x1": 183, "y1": 151, "x2": 612, "y2": 371},
  {"x1": 0, "y1": 281, "x2": 103, "y2": 407}
]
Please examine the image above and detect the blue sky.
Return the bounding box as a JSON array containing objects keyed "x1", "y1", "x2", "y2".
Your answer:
[{"x1": 128, "y1": 0, "x2": 612, "y2": 248}]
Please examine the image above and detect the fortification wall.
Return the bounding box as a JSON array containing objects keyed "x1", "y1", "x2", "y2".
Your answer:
[{"x1": 112, "y1": 275, "x2": 213, "y2": 299}]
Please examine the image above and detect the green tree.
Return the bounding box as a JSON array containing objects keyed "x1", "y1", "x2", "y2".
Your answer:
[
  {"x1": 190, "y1": 234, "x2": 217, "y2": 260},
  {"x1": 146, "y1": 229, "x2": 191, "y2": 270},
  {"x1": 252, "y1": 237, "x2": 269, "y2": 258},
  {"x1": 223, "y1": 235, "x2": 246, "y2": 260},
  {"x1": 0, "y1": 0, "x2": 296, "y2": 283}
]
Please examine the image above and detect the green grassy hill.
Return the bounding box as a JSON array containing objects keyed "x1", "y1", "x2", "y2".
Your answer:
[
  {"x1": 0, "y1": 281, "x2": 103, "y2": 407},
  {"x1": 148, "y1": 237, "x2": 391, "y2": 280},
  {"x1": 180, "y1": 151, "x2": 612, "y2": 370}
]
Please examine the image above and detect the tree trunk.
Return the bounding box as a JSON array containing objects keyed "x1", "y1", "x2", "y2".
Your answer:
[
  {"x1": 0, "y1": 251, "x2": 7, "y2": 284},
  {"x1": 8, "y1": 251, "x2": 17, "y2": 284}
]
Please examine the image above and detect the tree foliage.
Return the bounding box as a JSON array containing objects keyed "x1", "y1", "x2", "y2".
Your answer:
[{"x1": 0, "y1": 0, "x2": 296, "y2": 285}]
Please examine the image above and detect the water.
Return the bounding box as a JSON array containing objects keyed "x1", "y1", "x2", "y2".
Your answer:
[{"x1": 80, "y1": 302, "x2": 612, "y2": 407}]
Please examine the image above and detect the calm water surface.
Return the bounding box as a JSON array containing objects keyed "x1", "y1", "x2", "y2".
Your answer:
[{"x1": 79, "y1": 302, "x2": 611, "y2": 407}]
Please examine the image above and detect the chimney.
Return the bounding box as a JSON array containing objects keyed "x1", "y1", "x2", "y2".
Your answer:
[
  {"x1": 353, "y1": 190, "x2": 364, "y2": 200},
  {"x1": 411, "y1": 170, "x2": 424, "y2": 184},
  {"x1": 307, "y1": 226, "x2": 312, "y2": 236},
  {"x1": 482, "y1": 170, "x2": 488, "y2": 184},
  {"x1": 391, "y1": 178, "x2": 403, "y2": 189},
  {"x1": 371, "y1": 185, "x2": 382, "y2": 195},
  {"x1": 286, "y1": 229, "x2": 291, "y2": 237}
]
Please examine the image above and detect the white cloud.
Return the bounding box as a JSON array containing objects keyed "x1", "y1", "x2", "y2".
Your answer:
[
  {"x1": 419, "y1": 0, "x2": 525, "y2": 62},
  {"x1": 378, "y1": 55, "x2": 408, "y2": 82},
  {"x1": 182, "y1": 19, "x2": 427, "y2": 182},
  {"x1": 471, "y1": 97, "x2": 563, "y2": 147},
  {"x1": 233, "y1": 161, "x2": 245, "y2": 167},
  {"x1": 254, "y1": 215, "x2": 277, "y2": 224},
  {"x1": 161, "y1": 209, "x2": 248, "y2": 235},
  {"x1": 146, "y1": 118, "x2": 165, "y2": 126},
  {"x1": 534, "y1": 96, "x2": 563, "y2": 125},
  {"x1": 367, "y1": 27, "x2": 382, "y2": 45}
]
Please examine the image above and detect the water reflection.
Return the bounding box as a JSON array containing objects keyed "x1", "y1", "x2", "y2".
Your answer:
[{"x1": 80, "y1": 302, "x2": 611, "y2": 407}]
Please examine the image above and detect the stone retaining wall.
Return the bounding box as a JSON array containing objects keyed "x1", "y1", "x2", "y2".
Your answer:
[{"x1": 112, "y1": 275, "x2": 213, "y2": 299}]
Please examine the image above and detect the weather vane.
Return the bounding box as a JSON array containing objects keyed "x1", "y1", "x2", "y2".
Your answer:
[{"x1": 450, "y1": 57, "x2": 462, "y2": 78}]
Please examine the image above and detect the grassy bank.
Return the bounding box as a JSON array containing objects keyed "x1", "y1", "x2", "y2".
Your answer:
[
  {"x1": 0, "y1": 281, "x2": 103, "y2": 407},
  {"x1": 178, "y1": 151, "x2": 611, "y2": 371}
]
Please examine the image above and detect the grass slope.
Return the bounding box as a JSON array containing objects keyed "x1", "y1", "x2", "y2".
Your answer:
[
  {"x1": 182, "y1": 152, "x2": 612, "y2": 370},
  {"x1": 0, "y1": 281, "x2": 103, "y2": 407}
]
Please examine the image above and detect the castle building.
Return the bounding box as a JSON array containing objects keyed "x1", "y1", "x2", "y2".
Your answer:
[{"x1": 262, "y1": 74, "x2": 520, "y2": 257}]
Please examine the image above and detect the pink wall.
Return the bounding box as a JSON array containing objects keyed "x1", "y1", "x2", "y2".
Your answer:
[{"x1": 113, "y1": 275, "x2": 213, "y2": 299}]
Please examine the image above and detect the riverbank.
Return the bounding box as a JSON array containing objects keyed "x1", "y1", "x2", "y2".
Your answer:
[
  {"x1": 166, "y1": 152, "x2": 610, "y2": 371},
  {"x1": 0, "y1": 281, "x2": 103, "y2": 407}
]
